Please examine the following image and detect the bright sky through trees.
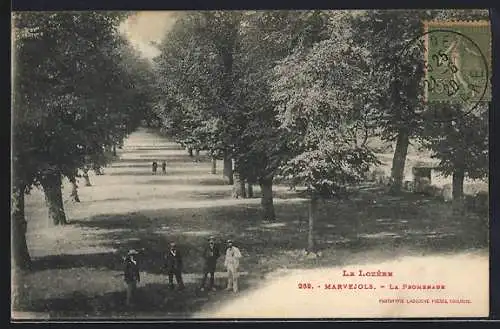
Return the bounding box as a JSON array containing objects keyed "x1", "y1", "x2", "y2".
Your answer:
[{"x1": 119, "y1": 11, "x2": 178, "y2": 59}]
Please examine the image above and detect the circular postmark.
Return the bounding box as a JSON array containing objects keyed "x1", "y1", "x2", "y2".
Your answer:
[{"x1": 397, "y1": 28, "x2": 490, "y2": 122}]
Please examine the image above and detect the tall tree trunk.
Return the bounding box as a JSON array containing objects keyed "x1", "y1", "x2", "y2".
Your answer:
[
  {"x1": 211, "y1": 157, "x2": 217, "y2": 174},
  {"x1": 223, "y1": 155, "x2": 234, "y2": 185},
  {"x1": 308, "y1": 193, "x2": 318, "y2": 252},
  {"x1": 41, "y1": 174, "x2": 68, "y2": 225},
  {"x1": 219, "y1": 21, "x2": 238, "y2": 184},
  {"x1": 259, "y1": 177, "x2": 275, "y2": 221},
  {"x1": 12, "y1": 184, "x2": 31, "y2": 270},
  {"x1": 69, "y1": 176, "x2": 80, "y2": 203},
  {"x1": 113, "y1": 144, "x2": 117, "y2": 157},
  {"x1": 188, "y1": 148, "x2": 193, "y2": 157},
  {"x1": 452, "y1": 167, "x2": 465, "y2": 206},
  {"x1": 240, "y1": 179, "x2": 246, "y2": 198},
  {"x1": 390, "y1": 128, "x2": 410, "y2": 192},
  {"x1": 247, "y1": 183, "x2": 254, "y2": 198},
  {"x1": 232, "y1": 173, "x2": 246, "y2": 199},
  {"x1": 83, "y1": 168, "x2": 91, "y2": 186}
]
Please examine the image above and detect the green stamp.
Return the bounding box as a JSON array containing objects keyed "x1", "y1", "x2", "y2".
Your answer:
[{"x1": 423, "y1": 21, "x2": 491, "y2": 104}]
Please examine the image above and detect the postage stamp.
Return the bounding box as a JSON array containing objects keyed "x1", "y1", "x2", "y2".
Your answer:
[{"x1": 422, "y1": 20, "x2": 491, "y2": 104}]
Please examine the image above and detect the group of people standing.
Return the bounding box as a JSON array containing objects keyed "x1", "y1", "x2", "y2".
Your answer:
[
  {"x1": 122, "y1": 237, "x2": 242, "y2": 306},
  {"x1": 200, "y1": 238, "x2": 242, "y2": 293},
  {"x1": 152, "y1": 161, "x2": 167, "y2": 175}
]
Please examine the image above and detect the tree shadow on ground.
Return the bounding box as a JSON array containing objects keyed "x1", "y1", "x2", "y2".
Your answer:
[
  {"x1": 139, "y1": 154, "x2": 192, "y2": 159},
  {"x1": 138, "y1": 177, "x2": 227, "y2": 186},
  {"x1": 108, "y1": 172, "x2": 178, "y2": 177},
  {"x1": 30, "y1": 189, "x2": 488, "y2": 276},
  {"x1": 19, "y1": 186, "x2": 488, "y2": 319},
  {"x1": 15, "y1": 280, "x2": 254, "y2": 319},
  {"x1": 187, "y1": 190, "x2": 233, "y2": 200},
  {"x1": 30, "y1": 252, "x2": 123, "y2": 272},
  {"x1": 121, "y1": 146, "x2": 184, "y2": 152},
  {"x1": 78, "y1": 189, "x2": 234, "y2": 204},
  {"x1": 109, "y1": 161, "x2": 214, "y2": 169},
  {"x1": 112, "y1": 155, "x2": 205, "y2": 164},
  {"x1": 107, "y1": 168, "x2": 217, "y2": 177},
  {"x1": 109, "y1": 163, "x2": 153, "y2": 169}
]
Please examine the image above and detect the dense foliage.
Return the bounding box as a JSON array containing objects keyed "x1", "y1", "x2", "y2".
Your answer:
[{"x1": 12, "y1": 12, "x2": 156, "y2": 268}]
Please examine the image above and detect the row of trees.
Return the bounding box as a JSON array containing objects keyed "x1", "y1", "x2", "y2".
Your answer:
[
  {"x1": 153, "y1": 10, "x2": 490, "y2": 251},
  {"x1": 12, "y1": 12, "x2": 156, "y2": 269},
  {"x1": 12, "y1": 10, "x2": 489, "y2": 268}
]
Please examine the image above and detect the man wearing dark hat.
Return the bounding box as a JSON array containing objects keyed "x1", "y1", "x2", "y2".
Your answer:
[
  {"x1": 164, "y1": 242, "x2": 185, "y2": 290},
  {"x1": 123, "y1": 249, "x2": 140, "y2": 306},
  {"x1": 200, "y1": 236, "x2": 221, "y2": 291}
]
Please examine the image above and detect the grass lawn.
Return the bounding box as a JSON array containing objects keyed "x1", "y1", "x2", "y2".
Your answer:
[{"x1": 12, "y1": 128, "x2": 488, "y2": 319}]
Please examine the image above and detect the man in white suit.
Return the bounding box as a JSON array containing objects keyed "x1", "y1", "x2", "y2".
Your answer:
[{"x1": 224, "y1": 239, "x2": 242, "y2": 293}]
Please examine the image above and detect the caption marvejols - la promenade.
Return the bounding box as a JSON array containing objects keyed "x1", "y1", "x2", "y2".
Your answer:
[
  {"x1": 321, "y1": 283, "x2": 446, "y2": 290},
  {"x1": 296, "y1": 269, "x2": 447, "y2": 290}
]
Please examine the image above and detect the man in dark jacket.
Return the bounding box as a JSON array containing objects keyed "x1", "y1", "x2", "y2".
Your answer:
[
  {"x1": 200, "y1": 236, "x2": 220, "y2": 291},
  {"x1": 123, "y1": 249, "x2": 140, "y2": 306},
  {"x1": 165, "y1": 242, "x2": 184, "y2": 290}
]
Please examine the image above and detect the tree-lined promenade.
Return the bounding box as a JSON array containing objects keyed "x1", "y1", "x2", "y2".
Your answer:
[
  {"x1": 13, "y1": 128, "x2": 487, "y2": 318},
  {"x1": 12, "y1": 12, "x2": 157, "y2": 269},
  {"x1": 12, "y1": 10, "x2": 489, "y2": 317},
  {"x1": 153, "y1": 10, "x2": 488, "y2": 251}
]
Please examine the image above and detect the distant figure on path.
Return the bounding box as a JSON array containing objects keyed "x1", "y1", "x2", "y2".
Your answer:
[
  {"x1": 224, "y1": 239, "x2": 242, "y2": 293},
  {"x1": 161, "y1": 161, "x2": 167, "y2": 174},
  {"x1": 152, "y1": 161, "x2": 158, "y2": 175},
  {"x1": 200, "y1": 236, "x2": 221, "y2": 291},
  {"x1": 123, "y1": 249, "x2": 140, "y2": 306},
  {"x1": 165, "y1": 242, "x2": 185, "y2": 290}
]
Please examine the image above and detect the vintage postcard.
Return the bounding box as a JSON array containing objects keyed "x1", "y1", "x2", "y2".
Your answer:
[{"x1": 11, "y1": 9, "x2": 491, "y2": 320}]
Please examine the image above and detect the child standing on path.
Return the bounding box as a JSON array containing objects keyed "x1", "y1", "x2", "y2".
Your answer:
[{"x1": 224, "y1": 240, "x2": 242, "y2": 293}]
